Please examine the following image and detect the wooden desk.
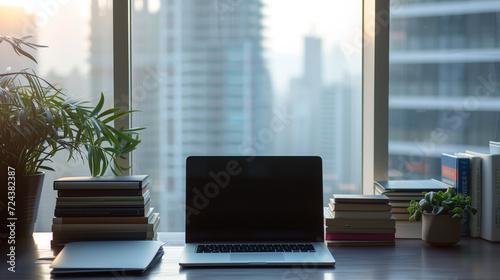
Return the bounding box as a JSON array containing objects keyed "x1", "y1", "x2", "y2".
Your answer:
[{"x1": 1, "y1": 233, "x2": 499, "y2": 279}]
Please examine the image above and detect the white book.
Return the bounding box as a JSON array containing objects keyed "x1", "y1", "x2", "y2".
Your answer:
[{"x1": 466, "y1": 150, "x2": 500, "y2": 242}]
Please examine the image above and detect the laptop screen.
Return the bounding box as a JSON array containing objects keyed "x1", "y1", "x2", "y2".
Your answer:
[{"x1": 185, "y1": 156, "x2": 324, "y2": 243}]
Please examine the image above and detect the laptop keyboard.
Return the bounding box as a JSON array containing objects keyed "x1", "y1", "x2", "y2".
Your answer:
[{"x1": 196, "y1": 244, "x2": 316, "y2": 253}]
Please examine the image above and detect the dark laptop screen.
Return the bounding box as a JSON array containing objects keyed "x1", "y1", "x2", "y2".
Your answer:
[{"x1": 185, "y1": 156, "x2": 324, "y2": 243}]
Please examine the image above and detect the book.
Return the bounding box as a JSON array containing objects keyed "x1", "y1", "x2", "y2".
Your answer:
[
  {"x1": 54, "y1": 175, "x2": 149, "y2": 190},
  {"x1": 391, "y1": 213, "x2": 411, "y2": 220},
  {"x1": 324, "y1": 208, "x2": 396, "y2": 228},
  {"x1": 375, "y1": 188, "x2": 428, "y2": 197},
  {"x1": 490, "y1": 140, "x2": 500, "y2": 154},
  {"x1": 54, "y1": 202, "x2": 151, "y2": 217},
  {"x1": 57, "y1": 190, "x2": 150, "y2": 203},
  {"x1": 324, "y1": 240, "x2": 395, "y2": 247},
  {"x1": 328, "y1": 207, "x2": 392, "y2": 219},
  {"x1": 377, "y1": 195, "x2": 422, "y2": 201},
  {"x1": 374, "y1": 179, "x2": 449, "y2": 193},
  {"x1": 53, "y1": 208, "x2": 154, "y2": 224},
  {"x1": 56, "y1": 199, "x2": 150, "y2": 208},
  {"x1": 51, "y1": 231, "x2": 160, "y2": 249},
  {"x1": 52, "y1": 229, "x2": 157, "y2": 241},
  {"x1": 50, "y1": 240, "x2": 164, "y2": 275},
  {"x1": 52, "y1": 213, "x2": 160, "y2": 232},
  {"x1": 460, "y1": 152, "x2": 482, "y2": 237},
  {"x1": 57, "y1": 186, "x2": 148, "y2": 197},
  {"x1": 325, "y1": 233, "x2": 395, "y2": 241},
  {"x1": 333, "y1": 194, "x2": 390, "y2": 204},
  {"x1": 324, "y1": 227, "x2": 396, "y2": 234},
  {"x1": 388, "y1": 201, "x2": 413, "y2": 208},
  {"x1": 466, "y1": 150, "x2": 500, "y2": 242},
  {"x1": 391, "y1": 207, "x2": 410, "y2": 214},
  {"x1": 442, "y1": 153, "x2": 471, "y2": 237},
  {"x1": 375, "y1": 187, "x2": 427, "y2": 202},
  {"x1": 329, "y1": 199, "x2": 391, "y2": 212},
  {"x1": 56, "y1": 192, "x2": 150, "y2": 208}
]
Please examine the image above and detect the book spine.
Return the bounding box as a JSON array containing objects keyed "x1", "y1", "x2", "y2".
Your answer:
[
  {"x1": 52, "y1": 216, "x2": 150, "y2": 224},
  {"x1": 330, "y1": 210, "x2": 392, "y2": 219},
  {"x1": 458, "y1": 157, "x2": 471, "y2": 237},
  {"x1": 54, "y1": 206, "x2": 148, "y2": 217},
  {"x1": 52, "y1": 223, "x2": 154, "y2": 232},
  {"x1": 442, "y1": 154, "x2": 471, "y2": 237},
  {"x1": 480, "y1": 155, "x2": 500, "y2": 242},
  {"x1": 441, "y1": 154, "x2": 459, "y2": 187},
  {"x1": 52, "y1": 230, "x2": 154, "y2": 241},
  {"x1": 325, "y1": 233, "x2": 395, "y2": 241},
  {"x1": 54, "y1": 181, "x2": 144, "y2": 190},
  {"x1": 468, "y1": 156, "x2": 482, "y2": 238}
]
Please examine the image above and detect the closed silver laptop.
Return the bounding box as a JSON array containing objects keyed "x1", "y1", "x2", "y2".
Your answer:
[{"x1": 179, "y1": 156, "x2": 335, "y2": 267}]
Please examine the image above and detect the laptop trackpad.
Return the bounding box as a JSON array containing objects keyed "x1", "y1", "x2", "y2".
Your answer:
[{"x1": 230, "y1": 254, "x2": 285, "y2": 262}]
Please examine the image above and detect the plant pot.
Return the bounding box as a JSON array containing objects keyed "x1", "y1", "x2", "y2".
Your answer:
[
  {"x1": 1, "y1": 172, "x2": 44, "y2": 239},
  {"x1": 422, "y1": 212, "x2": 461, "y2": 246}
]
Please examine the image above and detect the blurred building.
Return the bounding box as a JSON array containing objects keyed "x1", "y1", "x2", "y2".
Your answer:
[{"x1": 389, "y1": 0, "x2": 500, "y2": 179}]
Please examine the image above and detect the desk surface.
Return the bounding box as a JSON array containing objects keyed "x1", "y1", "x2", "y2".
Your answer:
[{"x1": 1, "y1": 233, "x2": 500, "y2": 280}]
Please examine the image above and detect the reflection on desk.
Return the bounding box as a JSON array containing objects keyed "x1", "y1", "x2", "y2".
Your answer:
[{"x1": 1, "y1": 232, "x2": 500, "y2": 279}]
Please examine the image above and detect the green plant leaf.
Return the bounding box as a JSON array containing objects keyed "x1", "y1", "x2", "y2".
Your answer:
[
  {"x1": 433, "y1": 205, "x2": 444, "y2": 215},
  {"x1": 90, "y1": 93, "x2": 105, "y2": 117},
  {"x1": 414, "y1": 210, "x2": 422, "y2": 221},
  {"x1": 452, "y1": 214, "x2": 462, "y2": 219},
  {"x1": 0, "y1": 68, "x2": 144, "y2": 176}
]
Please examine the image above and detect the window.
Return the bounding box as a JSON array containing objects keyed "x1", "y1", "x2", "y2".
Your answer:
[
  {"x1": 1, "y1": 0, "x2": 366, "y2": 232},
  {"x1": 131, "y1": 0, "x2": 363, "y2": 231},
  {"x1": 388, "y1": 0, "x2": 500, "y2": 180}
]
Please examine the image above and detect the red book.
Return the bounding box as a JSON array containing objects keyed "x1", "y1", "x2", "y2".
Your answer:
[{"x1": 325, "y1": 233, "x2": 395, "y2": 241}]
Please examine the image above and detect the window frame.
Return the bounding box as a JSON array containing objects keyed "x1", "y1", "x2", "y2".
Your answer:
[
  {"x1": 112, "y1": 0, "x2": 389, "y2": 194},
  {"x1": 362, "y1": 0, "x2": 390, "y2": 194},
  {"x1": 113, "y1": 0, "x2": 132, "y2": 175}
]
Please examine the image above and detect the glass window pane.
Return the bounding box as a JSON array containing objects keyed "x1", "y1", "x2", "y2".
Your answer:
[
  {"x1": 389, "y1": 1, "x2": 500, "y2": 180},
  {"x1": 0, "y1": 0, "x2": 114, "y2": 232},
  {"x1": 132, "y1": 0, "x2": 362, "y2": 231}
]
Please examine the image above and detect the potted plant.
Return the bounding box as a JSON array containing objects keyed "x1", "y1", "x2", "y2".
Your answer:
[
  {"x1": 408, "y1": 187, "x2": 477, "y2": 246},
  {"x1": 0, "y1": 36, "x2": 143, "y2": 238}
]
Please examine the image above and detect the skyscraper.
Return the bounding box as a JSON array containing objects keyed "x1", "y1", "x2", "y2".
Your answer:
[
  {"x1": 389, "y1": 1, "x2": 500, "y2": 179},
  {"x1": 130, "y1": 0, "x2": 271, "y2": 231}
]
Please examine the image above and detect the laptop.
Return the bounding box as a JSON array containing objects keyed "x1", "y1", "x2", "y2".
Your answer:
[{"x1": 179, "y1": 156, "x2": 335, "y2": 267}]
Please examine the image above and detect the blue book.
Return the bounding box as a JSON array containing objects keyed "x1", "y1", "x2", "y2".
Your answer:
[{"x1": 441, "y1": 153, "x2": 471, "y2": 237}]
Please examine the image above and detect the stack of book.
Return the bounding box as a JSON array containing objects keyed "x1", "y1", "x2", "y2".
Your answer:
[
  {"x1": 374, "y1": 179, "x2": 449, "y2": 238},
  {"x1": 51, "y1": 175, "x2": 159, "y2": 249},
  {"x1": 324, "y1": 194, "x2": 396, "y2": 247}
]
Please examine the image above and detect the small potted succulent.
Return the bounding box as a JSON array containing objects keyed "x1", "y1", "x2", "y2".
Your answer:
[{"x1": 408, "y1": 187, "x2": 477, "y2": 246}]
